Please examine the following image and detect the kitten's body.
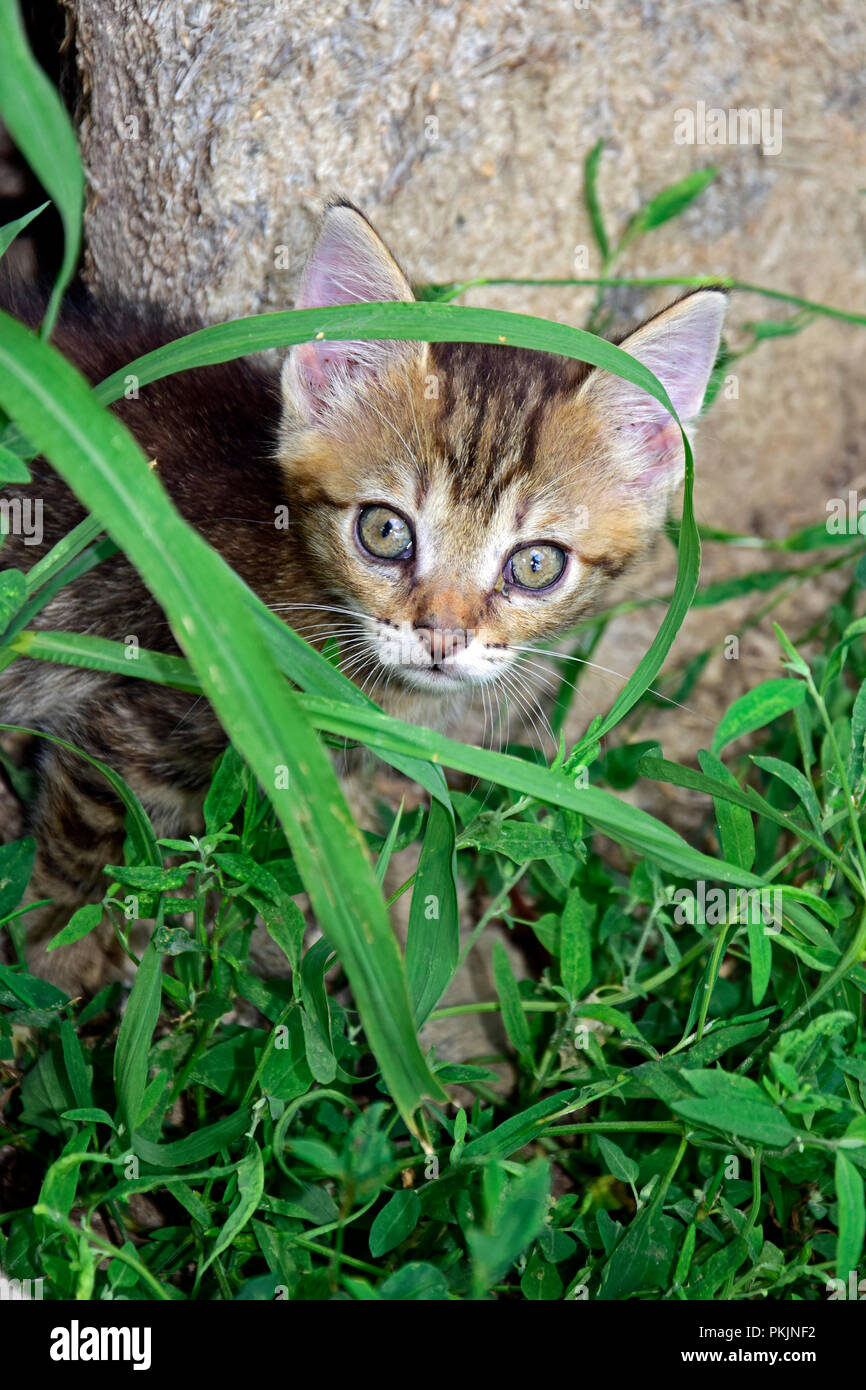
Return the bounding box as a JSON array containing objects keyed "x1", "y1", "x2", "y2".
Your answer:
[{"x1": 0, "y1": 204, "x2": 725, "y2": 991}]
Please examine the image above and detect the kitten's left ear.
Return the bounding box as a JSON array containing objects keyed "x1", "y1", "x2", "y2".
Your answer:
[
  {"x1": 581, "y1": 289, "x2": 726, "y2": 496},
  {"x1": 282, "y1": 201, "x2": 422, "y2": 423}
]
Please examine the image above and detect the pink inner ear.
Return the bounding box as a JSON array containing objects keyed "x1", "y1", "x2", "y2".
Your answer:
[
  {"x1": 621, "y1": 417, "x2": 684, "y2": 491},
  {"x1": 293, "y1": 340, "x2": 329, "y2": 390},
  {"x1": 286, "y1": 209, "x2": 416, "y2": 421},
  {"x1": 296, "y1": 220, "x2": 403, "y2": 311}
]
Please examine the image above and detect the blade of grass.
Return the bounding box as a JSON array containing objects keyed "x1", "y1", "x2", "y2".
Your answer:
[
  {"x1": 0, "y1": 309, "x2": 447, "y2": 1131},
  {"x1": 0, "y1": 200, "x2": 49, "y2": 259},
  {"x1": 422, "y1": 274, "x2": 866, "y2": 329},
  {"x1": 0, "y1": 2, "x2": 83, "y2": 337}
]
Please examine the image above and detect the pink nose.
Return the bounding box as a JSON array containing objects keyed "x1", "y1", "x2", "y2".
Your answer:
[{"x1": 413, "y1": 621, "x2": 468, "y2": 663}]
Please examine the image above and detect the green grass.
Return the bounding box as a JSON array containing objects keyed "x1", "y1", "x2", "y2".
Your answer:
[{"x1": 1, "y1": 2, "x2": 865, "y2": 1301}]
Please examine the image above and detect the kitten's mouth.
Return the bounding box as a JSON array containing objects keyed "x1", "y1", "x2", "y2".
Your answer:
[
  {"x1": 392, "y1": 662, "x2": 471, "y2": 692},
  {"x1": 360, "y1": 621, "x2": 508, "y2": 693}
]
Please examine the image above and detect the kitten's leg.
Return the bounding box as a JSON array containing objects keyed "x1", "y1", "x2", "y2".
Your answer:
[{"x1": 19, "y1": 743, "x2": 128, "y2": 995}]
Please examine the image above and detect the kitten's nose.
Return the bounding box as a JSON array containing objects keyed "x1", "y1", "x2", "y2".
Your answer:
[{"x1": 413, "y1": 615, "x2": 468, "y2": 664}]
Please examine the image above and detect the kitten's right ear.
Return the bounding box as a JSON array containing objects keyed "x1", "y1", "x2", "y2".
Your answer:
[{"x1": 282, "y1": 202, "x2": 421, "y2": 423}]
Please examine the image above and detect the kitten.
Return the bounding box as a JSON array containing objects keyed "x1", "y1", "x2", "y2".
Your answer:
[{"x1": 0, "y1": 201, "x2": 725, "y2": 992}]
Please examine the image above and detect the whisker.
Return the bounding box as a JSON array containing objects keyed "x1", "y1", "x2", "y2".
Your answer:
[
  {"x1": 339, "y1": 646, "x2": 377, "y2": 675},
  {"x1": 507, "y1": 643, "x2": 704, "y2": 720},
  {"x1": 499, "y1": 666, "x2": 555, "y2": 755},
  {"x1": 292, "y1": 625, "x2": 366, "y2": 641},
  {"x1": 268, "y1": 601, "x2": 364, "y2": 618},
  {"x1": 516, "y1": 658, "x2": 595, "y2": 719},
  {"x1": 478, "y1": 677, "x2": 491, "y2": 756},
  {"x1": 510, "y1": 657, "x2": 559, "y2": 694},
  {"x1": 511, "y1": 675, "x2": 558, "y2": 761},
  {"x1": 363, "y1": 665, "x2": 389, "y2": 710},
  {"x1": 510, "y1": 656, "x2": 593, "y2": 711}
]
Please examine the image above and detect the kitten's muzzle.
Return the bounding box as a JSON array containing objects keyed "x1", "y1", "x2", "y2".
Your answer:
[{"x1": 412, "y1": 621, "x2": 470, "y2": 665}]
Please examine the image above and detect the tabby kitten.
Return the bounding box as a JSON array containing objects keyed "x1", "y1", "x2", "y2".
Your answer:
[{"x1": 0, "y1": 201, "x2": 725, "y2": 992}]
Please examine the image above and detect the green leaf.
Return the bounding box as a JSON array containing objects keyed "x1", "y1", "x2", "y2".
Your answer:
[
  {"x1": 711, "y1": 679, "x2": 806, "y2": 754},
  {"x1": 369, "y1": 1190, "x2": 421, "y2": 1257},
  {"x1": 521, "y1": 1246, "x2": 564, "y2": 1300},
  {"x1": 373, "y1": 800, "x2": 403, "y2": 886},
  {"x1": 745, "y1": 913, "x2": 773, "y2": 1007},
  {"x1": 0, "y1": 444, "x2": 31, "y2": 483},
  {"x1": 627, "y1": 165, "x2": 717, "y2": 235},
  {"x1": 849, "y1": 677, "x2": 866, "y2": 788},
  {"x1": 299, "y1": 938, "x2": 337, "y2": 1084},
  {"x1": 60, "y1": 1107, "x2": 116, "y2": 1130},
  {"x1": 560, "y1": 889, "x2": 593, "y2": 999},
  {"x1": 687, "y1": 1237, "x2": 749, "y2": 1299},
  {"x1": 583, "y1": 139, "x2": 610, "y2": 261},
  {"x1": 262, "y1": 897, "x2": 306, "y2": 976},
  {"x1": 674, "y1": 1222, "x2": 697, "y2": 1285},
  {"x1": 698, "y1": 750, "x2": 755, "y2": 871},
  {"x1": 596, "y1": 1135, "x2": 638, "y2": 1189},
  {"x1": 835, "y1": 1152, "x2": 865, "y2": 1281},
  {"x1": 203, "y1": 744, "x2": 248, "y2": 831},
  {"x1": 45, "y1": 902, "x2": 104, "y2": 952},
  {"x1": 691, "y1": 755, "x2": 767, "y2": 1003},
  {"x1": 172, "y1": 1184, "x2": 212, "y2": 1230},
  {"x1": 0, "y1": 961, "x2": 67, "y2": 1011},
  {"x1": 190, "y1": 1033, "x2": 258, "y2": 1096},
  {"x1": 377, "y1": 1262, "x2": 449, "y2": 1301},
  {"x1": 92, "y1": 301, "x2": 685, "y2": 411},
  {"x1": 200, "y1": 1145, "x2": 264, "y2": 1275},
  {"x1": 639, "y1": 754, "x2": 825, "y2": 863},
  {"x1": 0, "y1": 200, "x2": 49, "y2": 259},
  {"x1": 460, "y1": 1088, "x2": 583, "y2": 1164},
  {"x1": 406, "y1": 797, "x2": 459, "y2": 1025},
  {"x1": 772, "y1": 621, "x2": 811, "y2": 677},
  {"x1": 468, "y1": 1159, "x2": 550, "y2": 1295},
  {"x1": 462, "y1": 816, "x2": 573, "y2": 865},
  {"x1": 60, "y1": 1019, "x2": 92, "y2": 1109},
  {"x1": 133, "y1": 1109, "x2": 252, "y2": 1168},
  {"x1": 671, "y1": 1069, "x2": 798, "y2": 1146},
  {"x1": 260, "y1": 1009, "x2": 313, "y2": 1101},
  {"x1": 0, "y1": 568, "x2": 26, "y2": 632},
  {"x1": 599, "y1": 1208, "x2": 679, "y2": 1298},
  {"x1": 113, "y1": 941, "x2": 162, "y2": 1135},
  {"x1": 106, "y1": 865, "x2": 190, "y2": 891},
  {"x1": 492, "y1": 940, "x2": 532, "y2": 1067},
  {"x1": 750, "y1": 754, "x2": 824, "y2": 835},
  {"x1": 0, "y1": 836, "x2": 35, "y2": 921},
  {"x1": 299, "y1": 1010, "x2": 336, "y2": 1085},
  {"x1": 0, "y1": 4, "x2": 83, "y2": 336},
  {"x1": 37, "y1": 1130, "x2": 95, "y2": 1222}
]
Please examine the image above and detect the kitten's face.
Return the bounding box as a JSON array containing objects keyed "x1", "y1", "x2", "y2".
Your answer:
[{"x1": 278, "y1": 203, "x2": 725, "y2": 699}]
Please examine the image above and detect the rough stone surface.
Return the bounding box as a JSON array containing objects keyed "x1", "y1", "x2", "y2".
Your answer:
[{"x1": 71, "y1": 0, "x2": 866, "y2": 794}]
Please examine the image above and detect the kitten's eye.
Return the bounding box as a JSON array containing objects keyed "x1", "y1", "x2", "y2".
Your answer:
[
  {"x1": 507, "y1": 543, "x2": 566, "y2": 591},
  {"x1": 357, "y1": 504, "x2": 414, "y2": 560}
]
